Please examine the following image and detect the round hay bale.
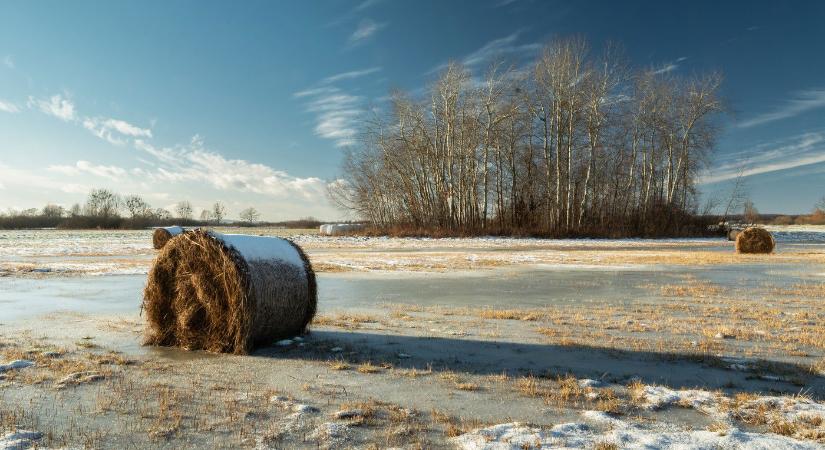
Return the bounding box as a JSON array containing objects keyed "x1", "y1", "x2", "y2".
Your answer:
[
  {"x1": 735, "y1": 227, "x2": 775, "y2": 254},
  {"x1": 727, "y1": 229, "x2": 740, "y2": 241},
  {"x1": 152, "y1": 226, "x2": 185, "y2": 249},
  {"x1": 142, "y1": 230, "x2": 316, "y2": 354}
]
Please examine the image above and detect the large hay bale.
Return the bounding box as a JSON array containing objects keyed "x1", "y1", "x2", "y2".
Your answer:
[
  {"x1": 142, "y1": 229, "x2": 316, "y2": 354},
  {"x1": 152, "y1": 226, "x2": 185, "y2": 249},
  {"x1": 735, "y1": 227, "x2": 775, "y2": 254},
  {"x1": 727, "y1": 229, "x2": 740, "y2": 241}
]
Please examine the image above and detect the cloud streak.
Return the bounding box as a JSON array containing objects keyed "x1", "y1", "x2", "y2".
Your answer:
[
  {"x1": 47, "y1": 160, "x2": 127, "y2": 180},
  {"x1": 322, "y1": 67, "x2": 381, "y2": 84},
  {"x1": 0, "y1": 100, "x2": 19, "y2": 113},
  {"x1": 429, "y1": 29, "x2": 540, "y2": 75},
  {"x1": 348, "y1": 19, "x2": 386, "y2": 45},
  {"x1": 737, "y1": 88, "x2": 825, "y2": 128},
  {"x1": 82, "y1": 117, "x2": 153, "y2": 145},
  {"x1": 28, "y1": 94, "x2": 76, "y2": 121},
  {"x1": 699, "y1": 131, "x2": 825, "y2": 184}
]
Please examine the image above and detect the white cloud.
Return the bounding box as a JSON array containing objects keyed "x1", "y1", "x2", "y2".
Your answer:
[
  {"x1": 349, "y1": 19, "x2": 386, "y2": 45},
  {"x1": 354, "y1": 0, "x2": 383, "y2": 11},
  {"x1": 650, "y1": 57, "x2": 687, "y2": 75},
  {"x1": 3, "y1": 55, "x2": 13, "y2": 69},
  {"x1": 134, "y1": 138, "x2": 330, "y2": 200},
  {"x1": 82, "y1": 117, "x2": 152, "y2": 145},
  {"x1": 28, "y1": 94, "x2": 76, "y2": 121},
  {"x1": 699, "y1": 131, "x2": 825, "y2": 184},
  {"x1": 47, "y1": 160, "x2": 128, "y2": 180},
  {"x1": 0, "y1": 100, "x2": 19, "y2": 113},
  {"x1": 322, "y1": 67, "x2": 381, "y2": 84},
  {"x1": 429, "y1": 30, "x2": 540, "y2": 75},
  {"x1": 737, "y1": 88, "x2": 825, "y2": 128},
  {"x1": 303, "y1": 89, "x2": 363, "y2": 147}
]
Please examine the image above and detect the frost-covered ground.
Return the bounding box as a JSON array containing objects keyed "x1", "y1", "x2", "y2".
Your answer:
[
  {"x1": 2, "y1": 225, "x2": 824, "y2": 276},
  {"x1": 1, "y1": 226, "x2": 824, "y2": 448}
]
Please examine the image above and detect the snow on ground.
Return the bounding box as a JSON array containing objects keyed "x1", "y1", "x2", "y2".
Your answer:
[
  {"x1": 0, "y1": 359, "x2": 34, "y2": 373},
  {"x1": 0, "y1": 430, "x2": 43, "y2": 450},
  {"x1": 452, "y1": 412, "x2": 823, "y2": 449},
  {"x1": 637, "y1": 385, "x2": 721, "y2": 413}
]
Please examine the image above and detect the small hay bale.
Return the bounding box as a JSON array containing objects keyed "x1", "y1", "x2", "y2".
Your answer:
[
  {"x1": 152, "y1": 226, "x2": 185, "y2": 249},
  {"x1": 735, "y1": 227, "x2": 775, "y2": 254},
  {"x1": 727, "y1": 229, "x2": 740, "y2": 241},
  {"x1": 142, "y1": 229, "x2": 316, "y2": 354}
]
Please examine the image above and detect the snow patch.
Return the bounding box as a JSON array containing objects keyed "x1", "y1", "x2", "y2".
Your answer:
[
  {"x1": 0, "y1": 360, "x2": 34, "y2": 373},
  {"x1": 638, "y1": 385, "x2": 720, "y2": 412},
  {"x1": 452, "y1": 418, "x2": 823, "y2": 449},
  {"x1": 0, "y1": 430, "x2": 43, "y2": 450}
]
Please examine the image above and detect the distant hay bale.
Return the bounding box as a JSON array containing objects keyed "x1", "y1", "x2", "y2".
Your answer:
[
  {"x1": 727, "y1": 229, "x2": 740, "y2": 241},
  {"x1": 735, "y1": 227, "x2": 775, "y2": 254},
  {"x1": 319, "y1": 223, "x2": 365, "y2": 236},
  {"x1": 142, "y1": 229, "x2": 316, "y2": 354},
  {"x1": 152, "y1": 226, "x2": 185, "y2": 249}
]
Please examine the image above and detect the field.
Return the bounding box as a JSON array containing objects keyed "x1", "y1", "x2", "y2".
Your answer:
[{"x1": 1, "y1": 226, "x2": 825, "y2": 448}]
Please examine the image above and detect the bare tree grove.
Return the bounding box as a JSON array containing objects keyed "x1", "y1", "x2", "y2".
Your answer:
[{"x1": 331, "y1": 37, "x2": 725, "y2": 236}]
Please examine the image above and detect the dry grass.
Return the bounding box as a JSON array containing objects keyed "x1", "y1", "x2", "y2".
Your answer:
[
  {"x1": 477, "y1": 309, "x2": 543, "y2": 321},
  {"x1": 357, "y1": 361, "x2": 383, "y2": 374}
]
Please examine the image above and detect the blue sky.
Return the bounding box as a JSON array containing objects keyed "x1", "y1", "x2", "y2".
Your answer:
[{"x1": 0, "y1": 0, "x2": 824, "y2": 219}]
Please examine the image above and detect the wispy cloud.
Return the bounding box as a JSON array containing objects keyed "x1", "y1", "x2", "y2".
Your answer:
[
  {"x1": 354, "y1": 0, "x2": 383, "y2": 11},
  {"x1": 28, "y1": 94, "x2": 76, "y2": 121},
  {"x1": 3, "y1": 55, "x2": 14, "y2": 69},
  {"x1": 0, "y1": 100, "x2": 19, "y2": 113},
  {"x1": 304, "y1": 90, "x2": 363, "y2": 147},
  {"x1": 47, "y1": 160, "x2": 127, "y2": 180},
  {"x1": 650, "y1": 56, "x2": 688, "y2": 75},
  {"x1": 348, "y1": 18, "x2": 386, "y2": 45},
  {"x1": 82, "y1": 117, "x2": 153, "y2": 145},
  {"x1": 493, "y1": 0, "x2": 520, "y2": 8},
  {"x1": 737, "y1": 88, "x2": 825, "y2": 128},
  {"x1": 28, "y1": 93, "x2": 152, "y2": 145},
  {"x1": 322, "y1": 67, "x2": 382, "y2": 84},
  {"x1": 699, "y1": 131, "x2": 825, "y2": 184},
  {"x1": 429, "y1": 29, "x2": 540, "y2": 75}
]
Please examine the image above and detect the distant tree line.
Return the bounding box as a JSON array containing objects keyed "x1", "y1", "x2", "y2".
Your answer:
[
  {"x1": 0, "y1": 188, "x2": 300, "y2": 230},
  {"x1": 331, "y1": 37, "x2": 726, "y2": 237}
]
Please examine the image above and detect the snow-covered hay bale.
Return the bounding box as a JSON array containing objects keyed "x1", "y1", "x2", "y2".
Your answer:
[
  {"x1": 735, "y1": 227, "x2": 775, "y2": 254},
  {"x1": 318, "y1": 223, "x2": 365, "y2": 236},
  {"x1": 142, "y1": 229, "x2": 316, "y2": 354},
  {"x1": 152, "y1": 226, "x2": 185, "y2": 249},
  {"x1": 727, "y1": 229, "x2": 740, "y2": 241}
]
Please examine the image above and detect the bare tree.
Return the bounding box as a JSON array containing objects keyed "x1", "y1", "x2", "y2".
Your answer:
[
  {"x1": 211, "y1": 202, "x2": 226, "y2": 224},
  {"x1": 175, "y1": 201, "x2": 193, "y2": 220},
  {"x1": 743, "y1": 199, "x2": 759, "y2": 225},
  {"x1": 85, "y1": 189, "x2": 121, "y2": 218},
  {"x1": 333, "y1": 35, "x2": 724, "y2": 237},
  {"x1": 41, "y1": 204, "x2": 64, "y2": 218},
  {"x1": 815, "y1": 196, "x2": 825, "y2": 213},
  {"x1": 124, "y1": 195, "x2": 151, "y2": 219},
  {"x1": 239, "y1": 207, "x2": 260, "y2": 224},
  {"x1": 199, "y1": 209, "x2": 213, "y2": 222}
]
